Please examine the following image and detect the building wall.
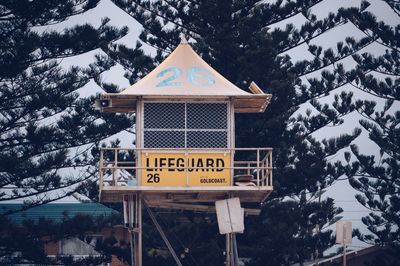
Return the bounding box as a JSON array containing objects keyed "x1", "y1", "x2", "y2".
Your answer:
[
  {"x1": 42, "y1": 226, "x2": 130, "y2": 266},
  {"x1": 43, "y1": 236, "x2": 59, "y2": 256}
]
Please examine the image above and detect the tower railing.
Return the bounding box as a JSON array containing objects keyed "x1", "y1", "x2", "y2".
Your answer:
[{"x1": 99, "y1": 147, "x2": 273, "y2": 190}]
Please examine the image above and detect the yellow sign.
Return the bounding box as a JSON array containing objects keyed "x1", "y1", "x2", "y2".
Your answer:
[{"x1": 141, "y1": 152, "x2": 231, "y2": 186}]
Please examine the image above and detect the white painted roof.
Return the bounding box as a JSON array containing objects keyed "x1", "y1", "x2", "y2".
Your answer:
[
  {"x1": 99, "y1": 39, "x2": 272, "y2": 113},
  {"x1": 120, "y1": 40, "x2": 252, "y2": 96}
]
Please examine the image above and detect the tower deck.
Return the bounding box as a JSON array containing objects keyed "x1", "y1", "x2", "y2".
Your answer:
[{"x1": 99, "y1": 147, "x2": 273, "y2": 205}]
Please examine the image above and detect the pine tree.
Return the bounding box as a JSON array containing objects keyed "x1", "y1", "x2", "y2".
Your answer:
[
  {"x1": 0, "y1": 0, "x2": 149, "y2": 263},
  {"x1": 0, "y1": 0, "x2": 132, "y2": 208},
  {"x1": 287, "y1": 0, "x2": 400, "y2": 257},
  {"x1": 335, "y1": 1, "x2": 400, "y2": 259}
]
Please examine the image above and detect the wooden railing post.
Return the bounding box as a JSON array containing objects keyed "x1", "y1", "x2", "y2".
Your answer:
[
  {"x1": 99, "y1": 149, "x2": 104, "y2": 189},
  {"x1": 185, "y1": 150, "x2": 189, "y2": 187},
  {"x1": 262, "y1": 159, "x2": 265, "y2": 186},
  {"x1": 269, "y1": 150, "x2": 273, "y2": 186},
  {"x1": 256, "y1": 149, "x2": 260, "y2": 187},
  {"x1": 113, "y1": 149, "x2": 118, "y2": 186},
  {"x1": 136, "y1": 149, "x2": 140, "y2": 185}
]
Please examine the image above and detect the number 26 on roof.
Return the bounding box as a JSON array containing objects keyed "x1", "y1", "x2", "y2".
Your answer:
[{"x1": 156, "y1": 66, "x2": 215, "y2": 87}]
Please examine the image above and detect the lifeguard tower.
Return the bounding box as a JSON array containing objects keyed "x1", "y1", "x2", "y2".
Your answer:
[{"x1": 96, "y1": 37, "x2": 273, "y2": 265}]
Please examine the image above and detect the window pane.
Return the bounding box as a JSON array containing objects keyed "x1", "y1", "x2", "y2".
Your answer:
[
  {"x1": 144, "y1": 131, "x2": 185, "y2": 148},
  {"x1": 187, "y1": 103, "x2": 227, "y2": 129},
  {"x1": 144, "y1": 103, "x2": 185, "y2": 129},
  {"x1": 187, "y1": 131, "x2": 228, "y2": 148}
]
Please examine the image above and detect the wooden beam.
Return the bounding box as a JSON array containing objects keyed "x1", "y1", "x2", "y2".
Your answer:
[
  {"x1": 248, "y1": 81, "x2": 264, "y2": 94},
  {"x1": 146, "y1": 202, "x2": 261, "y2": 216}
]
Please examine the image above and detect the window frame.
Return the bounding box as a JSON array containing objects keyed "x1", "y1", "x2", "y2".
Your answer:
[{"x1": 140, "y1": 100, "x2": 231, "y2": 149}]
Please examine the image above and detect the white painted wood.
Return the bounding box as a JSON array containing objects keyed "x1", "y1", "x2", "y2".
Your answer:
[
  {"x1": 336, "y1": 221, "x2": 352, "y2": 244},
  {"x1": 215, "y1": 198, "x2": 245, "y2": 234}
]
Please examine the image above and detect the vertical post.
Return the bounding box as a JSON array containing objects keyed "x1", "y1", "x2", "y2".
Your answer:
[
  {"x1": 185, "y1": 151, "x2": 189, "y2": 187},
  {"x1": 225, "y1": 194, "x2": 235, "y2": 266},
  {"x1": 269, "y1": 150, "x2": 273, "y2": 186},
  {"x1": 343, "y1": 244, "x2": 347, "y2": 266},
  {"x1": 230, "y1": 100, "x2": 235, "y2": 186},
  {"x1": 342, "y1": 225, "x2": 347, "y2": 266},
  {"x1": 226, "y1": 233, "x2": 231, "y2": 266},
  {"x1": 131, "y1": 195, "x2": 137, "y2": 266},
  {"x1": 137, "y1": 193, "x2": 142, "y2": 266},
  {"x1": 230, "y1": 150, "x2": 234, "y2": 185},
  {"x1": 136, "y1": 98, "x2": 143, "y2": 185},
  {"x1": 232, "y1": 233, "x2": 239, "y2": 266},
  {"x1": 256, "y1": 149, "x2": 260, "y2": 187},
  {"x1": 99, "y1": 149, "x2": 104, "y2": 189},
  {"x1": 184, "y1": 102, "x2": 188, "y2": 186},
  {"x1": 136, "y1": 149, "x2": 141, "y2": 186},
  {"x1": 130, "y1": 230, "x2": 135, "y2": 266},
  {"x1": 113, "y1": 149, "x2": 118, "y2": 185},
  {"x1": 130, "y1": 193, "x2": 142, "y2": 266},
  {"x1": 262, "y1": 159, "x2": 266, "y2": 186}
]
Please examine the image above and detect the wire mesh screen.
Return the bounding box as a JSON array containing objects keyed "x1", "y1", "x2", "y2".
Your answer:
[
  {"x1": 144, "y1": 131, "x2": 185, "y2": 148},
  {"x1": 187, "y1": 131, "x2": 228, "y2": 148},
  {"x1": 187, "y1": 103, "x2": 227, "y2": 129},
  {"x1": 143, "y1": 102, "x2": 228, "y2": 148},
  {"x1": 144, "y1": 102, "x2": 185, "y2": 129}
]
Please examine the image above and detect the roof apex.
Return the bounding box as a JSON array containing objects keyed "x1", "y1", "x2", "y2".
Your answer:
[{"x1": 179, "y1": 33, "x2": 188, "y2": 44}]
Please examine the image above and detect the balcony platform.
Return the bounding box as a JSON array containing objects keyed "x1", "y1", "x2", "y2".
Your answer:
[
  {"x1": 100, "y1": 185, "x2": 273, "y2": 203},
  {"x1": 98, "y1": 147, "x2": 273, "y2": 211}
]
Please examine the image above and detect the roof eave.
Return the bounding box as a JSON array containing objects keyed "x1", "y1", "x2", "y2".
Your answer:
[{"x1": 96, "y1": 93, "x2": 271, "y2": 113}]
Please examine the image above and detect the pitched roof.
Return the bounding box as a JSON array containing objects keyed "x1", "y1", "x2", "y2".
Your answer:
[
  {"x1": 299, "y1": 245, "x2": 384, "y2": 266},
  {"x1": 1, "y1": 203, "x2": 116, "y2": 224},
  {"x1": 99, "y1": 39, "x2": 271, "y2": 113},
  {"x1": 121, "y1": 41, "x2": 251, "y2": 96}
]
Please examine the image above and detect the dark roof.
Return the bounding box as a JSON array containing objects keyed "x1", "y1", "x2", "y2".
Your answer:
[
  {"x1": 302, "y1": 245, "x2": 385, "y2": 266},
  {"x1": 0, "y1": 203, "x2": 117, "y2": 224}
]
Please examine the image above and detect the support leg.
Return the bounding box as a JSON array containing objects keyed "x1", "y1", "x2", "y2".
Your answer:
[
  {"x1": 134, "y1": 193, "x2": 142, "y2": 266},
  {"x1": 130, "y1": 230, "x2": 135, "y2": 266},
  {"x1": 144, "y1": 200, "x2": 183, "y2": 266},
  {"x1": 128, "y1": 193, "x2": 142, "y2": 266},
  {"x1": 226, "y1": 233, "x2": 231, "y2": 266},
  {"x1": 232, "y1": 233, "x2": 239, "y2": 266}
]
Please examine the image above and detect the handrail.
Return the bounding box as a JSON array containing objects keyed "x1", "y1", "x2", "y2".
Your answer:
[
  {"x1": 99, "y1": 147, "x2": 273, "y2": 189},
  {"x1": 101, "y1": 147, "x2": 273, "y2": 151}
]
